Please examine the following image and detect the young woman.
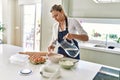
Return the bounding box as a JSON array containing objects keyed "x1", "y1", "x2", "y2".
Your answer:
[{"x1": 48, "y1": 4, "x2": 89, "y2": 59}]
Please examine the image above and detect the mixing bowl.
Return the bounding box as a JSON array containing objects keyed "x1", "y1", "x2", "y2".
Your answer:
[{"x1": 48, "y1": 53, "x2": 64, "y2": 63}]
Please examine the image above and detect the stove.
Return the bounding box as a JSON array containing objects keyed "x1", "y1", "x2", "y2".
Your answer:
[{"x1": 93, "y1": 66, "x2": 120, "y2": 80}]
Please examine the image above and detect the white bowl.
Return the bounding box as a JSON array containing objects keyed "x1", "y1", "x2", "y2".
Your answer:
[
  {"x1": 59, "y1": 59, "x2": 74, "y2": 69},
  {"x1": 40, "y1": 65, "x2": 60, "y2": 78},
  {"x1": 59, "y1": 58, "x2": 79, "y2": 69},
  {"x1": 48, "y1": 53, "x2": 64, "y2": 63}
]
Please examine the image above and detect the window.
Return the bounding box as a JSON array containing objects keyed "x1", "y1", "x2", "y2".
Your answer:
[
  {"x1": 79, "y1": 19, "x2": 120, "y2": 47},
  {"x1": 22, "y1": 3, "x2": 41, "y2": 51}
]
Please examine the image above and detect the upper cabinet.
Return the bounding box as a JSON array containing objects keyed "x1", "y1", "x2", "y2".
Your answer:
[{"x1": 62, "y1": 0, "x2": 120, "y2": 18}]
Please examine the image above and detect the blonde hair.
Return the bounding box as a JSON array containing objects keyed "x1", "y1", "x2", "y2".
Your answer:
[
  {"x1": 50, "y1": 4, "x2": 68, "y2": 26},
  {"x1": 50, "y1": 4, "x2": 63, "y2": 12}
]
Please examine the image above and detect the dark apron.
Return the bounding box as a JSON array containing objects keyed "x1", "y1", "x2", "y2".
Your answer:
[{"x1": 57, "y1": 27, "x2": 80, "y2": 59}]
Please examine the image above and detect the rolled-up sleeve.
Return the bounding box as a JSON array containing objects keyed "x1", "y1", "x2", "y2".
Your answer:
[{"x1": 70, "y1": 19, "x2": 87, "y2": 35}]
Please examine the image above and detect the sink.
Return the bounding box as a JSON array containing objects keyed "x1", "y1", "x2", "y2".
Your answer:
[
  {"x1": 108, "y1": 46, "x2": 115, "y2": 49},
  {"x1": 94, "y1": 44, "x2": 106, "y2": 48},
  {"x1": 93, "y1": 72, "x2": 119, "y2": 80},
  {"x1": 94, "y1": 44, "x2": 115, "y2": 49},
  {"x1": 93, "y1": 67, "x2": 120, "y2": 80}
]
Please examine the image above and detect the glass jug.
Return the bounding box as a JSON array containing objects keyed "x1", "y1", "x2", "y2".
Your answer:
[{"x1": 59, "y1": 39, "x2": 80, "y2": 58}]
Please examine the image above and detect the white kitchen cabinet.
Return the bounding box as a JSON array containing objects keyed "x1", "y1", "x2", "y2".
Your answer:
[
  {"x1": 62, "y1": 0, "x2": 120, "y2": 18},
  {"x1": 80, "y1": 48, "x2": 120, "y2": 68}
]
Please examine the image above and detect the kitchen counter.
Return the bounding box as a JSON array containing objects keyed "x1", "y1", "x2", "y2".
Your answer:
[
  {"x1": 79, "y1": 43, "x2": 120, "y2": 54},
  {"x1": 0, "y1": 44, "x2": 119, "y2": 80}
]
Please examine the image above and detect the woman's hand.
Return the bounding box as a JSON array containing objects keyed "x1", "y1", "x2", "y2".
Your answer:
[
  {"x1": 64, "y1": 33, "x2": 74, "y2": 40},
  {"x1": 48, "y1": 44, "x2": 55, "y2": 52}
]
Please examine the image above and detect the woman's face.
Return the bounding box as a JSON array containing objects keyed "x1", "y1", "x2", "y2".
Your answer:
[{"x1": 51, "y1": 10, "x2": 64, "y2": 22}]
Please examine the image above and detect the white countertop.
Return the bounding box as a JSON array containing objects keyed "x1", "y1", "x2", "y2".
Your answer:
[
  {"x1": 79, "y1": 42, "x2": 120, "y2": 54},
  {"x1": 0, "y1": 44, "x2": 117, "y2": 80}
]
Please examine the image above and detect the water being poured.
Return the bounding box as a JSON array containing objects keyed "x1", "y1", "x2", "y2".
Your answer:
[
  {"x1": 59, "y1": 39, "x2": 80, "y2": 58},
  {"x1": 64, "y1": 48, "x2": 80, "y2": 58}
]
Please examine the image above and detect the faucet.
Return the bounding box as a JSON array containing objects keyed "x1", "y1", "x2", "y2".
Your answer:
[
  {"x1": 117, "y1": 37, "x2": 120, "y2": 43},
  {"x1": 105, "y1": 34, "x2": 108, "y2": 48}
]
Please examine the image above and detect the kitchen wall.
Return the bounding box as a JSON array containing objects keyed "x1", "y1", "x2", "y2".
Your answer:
[
  {"x1": 14, "y1": 0, "x2": 22, "y2": 46},
  {"x1": 2, "y1": 0, "x2": 16, "y2": 45},
  {"x1": 2, "y1": 0, "x2": 24, "y2": 46},
  {"x1": 40, "y1": 0, "x2": 62, "y2": 51}
]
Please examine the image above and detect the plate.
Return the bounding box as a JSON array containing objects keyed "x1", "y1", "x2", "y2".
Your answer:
[
  {"x1": 19, "y1": 69, "x2": 32, "y2": 75},
  {"x1": 39, "y1": 65, "x2": 60, "y2": 78}
]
